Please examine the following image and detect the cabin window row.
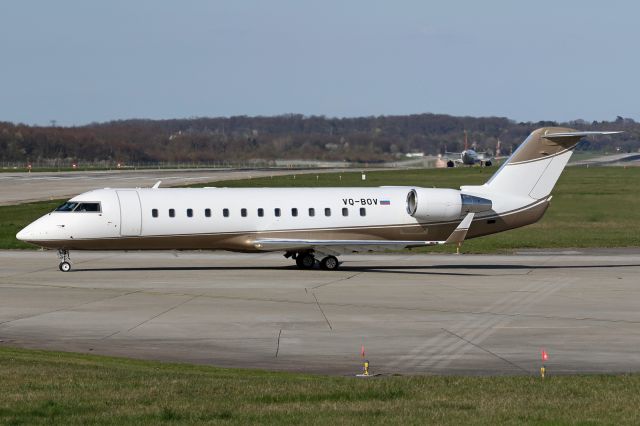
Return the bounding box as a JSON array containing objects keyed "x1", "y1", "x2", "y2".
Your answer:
[{"x1": 151, "y1": 207, "x2": 367, "y2": 218}]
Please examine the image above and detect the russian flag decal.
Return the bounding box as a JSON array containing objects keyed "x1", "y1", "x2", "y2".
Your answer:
[{"x1": 380, "y1": 200, "x2": 391, "y2": 205}]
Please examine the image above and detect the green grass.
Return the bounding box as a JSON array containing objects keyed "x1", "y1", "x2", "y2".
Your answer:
[
  {"x1": 0, "y1": 200, "x2": 63, "y2": 249},
  {"x1": 2, "y1": 167, "x2": 639, "y2": 252},
  {"x1": 1, "y1": 346, "x2": 640, "y2": 425}
]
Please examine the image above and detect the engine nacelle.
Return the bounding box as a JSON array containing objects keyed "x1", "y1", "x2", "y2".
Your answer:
[{"x1": 406, "y1": 188, "x2": 492, "y2": 222}]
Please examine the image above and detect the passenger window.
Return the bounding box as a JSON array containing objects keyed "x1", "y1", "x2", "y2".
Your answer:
[
  {"x1": 360, "y1": 207, "x2": 366, "y2": 217},
  {"x1": 54, "y1": 202, "x2": 78, "y2": 212},
  {"x1": 223, "y1": 208, "x2": 229, "y2": 218},
  {"x1": 258, "y1": 208, "x2": 264, "y2": 217},
  {"x1": 205, "y1": 208, "x2": 211, "y2": 217},
  {"x1": 342, "y1": 208, "x2": 349, "y2": 217},
  {"x1": 324, "y1": 208, "x2": 331, "y2": 217},
  {"x1": 76, "y1": 202, "x2": 101, "y2": 212},
  {"x1": 291, "y1": 208, "x2": 298, "y2": 217},
  {"x1": 187, "y1": 208, "x2": 193, "y2": 218},
  {"x1": 152, "y1": 209, "x2": 158, "y2": 218},
  {"x1": 241, "y1": 208, "x2": 247, "y2": 217},
  {"x1": 275, "y1": 208, "x2": 281, "y2": 217},
  {"x1": 308, "y1": 208, "x2": 315, "y2": 217},
  {"x1": 169, "y1": 208, "x2": 175, "y2": 218}
]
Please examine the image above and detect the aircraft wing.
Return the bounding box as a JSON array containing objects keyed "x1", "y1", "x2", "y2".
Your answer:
[
  {"x1": 253, "y1": 213, "x2": 475, "y2": 255},
  {"x1": 253, "y1": 238, "x2": 441, "y2": 255}
]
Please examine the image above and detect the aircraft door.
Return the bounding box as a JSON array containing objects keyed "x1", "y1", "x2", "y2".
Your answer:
[{"x1": 116, "y1": 190, "x2": 142, "y2": 236}]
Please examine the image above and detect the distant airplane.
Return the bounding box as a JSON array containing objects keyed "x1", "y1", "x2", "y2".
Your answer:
[
  {"x1": 17, "y1": 127, "x2": 620, "y2": 272},
  {"x1": 444, "y1": 131, "x2": 502, "y2": 167}
]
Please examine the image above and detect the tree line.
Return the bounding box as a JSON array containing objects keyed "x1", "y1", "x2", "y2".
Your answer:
[{"x1": 1, "y1": 114, "x2": 637, "y2": 165}]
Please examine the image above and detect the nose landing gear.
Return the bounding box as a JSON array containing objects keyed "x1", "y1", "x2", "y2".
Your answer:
[{"x1": 58, "y1": 249, "x2": 72, "y2": 272}]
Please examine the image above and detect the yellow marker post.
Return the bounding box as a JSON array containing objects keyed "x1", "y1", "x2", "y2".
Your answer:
[
  {"x1": 356, "y1": 345, "x2": 372, "y2": 377},
  {"x1": 540, "y1": 366, "x2": 545, "y2": 379}
]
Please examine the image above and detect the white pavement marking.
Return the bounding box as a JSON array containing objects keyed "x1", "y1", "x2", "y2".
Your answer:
[{"x1": 388, "y1": 277, "x2": 575, "y2": 372}]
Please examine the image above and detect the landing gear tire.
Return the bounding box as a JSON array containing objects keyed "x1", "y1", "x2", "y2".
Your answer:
[
  {"x1": 296, "y1": 253, "x2": 316, "y2": 269},
  {"x1": 59, "y1": 261, "x2": 71, "y2": 272},
  {"x1": 320, "y1": 256, "x2": 340, "y2": 270},
  {"x1": 57, "y1": 249, "x2": 71, "y2": 272}
]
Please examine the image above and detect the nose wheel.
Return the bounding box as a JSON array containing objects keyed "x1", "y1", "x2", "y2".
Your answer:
[{"x1": 57, "y1": 249, "x2": 72, "y2": 272}]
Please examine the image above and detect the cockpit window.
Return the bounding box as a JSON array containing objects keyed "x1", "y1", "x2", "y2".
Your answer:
[
  {"x1": 54, "y1": 202, "x2": 101, "y2": 212},
  {"x1": 76, "y1": 203, "x2": 101, "y2": 212},
  {"x1": 55, "y1": 202, "x2": 79, "y2": 212}
]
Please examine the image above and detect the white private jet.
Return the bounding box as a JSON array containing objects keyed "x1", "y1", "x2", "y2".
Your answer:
[{"x1": 17, "y1": 127, "x2": 619, "y2": 272}]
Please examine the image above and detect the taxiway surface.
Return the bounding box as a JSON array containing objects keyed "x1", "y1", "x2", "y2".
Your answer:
[
  {"x1": 0, "y1": 168, "x2": 345, "y2": 205},
  {"x1": 1, "y1": 250, "x2": 639, "y2": 376}
]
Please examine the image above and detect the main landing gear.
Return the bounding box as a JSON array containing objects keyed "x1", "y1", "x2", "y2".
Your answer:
[
  {"x1": 58, "y1": 249, "x2": 72, "y2": 272},
  {"x1": 286, "y1": 251, "x2": 340, "y2": 270}
]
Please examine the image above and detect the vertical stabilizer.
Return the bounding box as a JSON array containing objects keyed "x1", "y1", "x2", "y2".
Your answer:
[{"x1": 474, "y1": 127, "x2": 620, "y2": 200}]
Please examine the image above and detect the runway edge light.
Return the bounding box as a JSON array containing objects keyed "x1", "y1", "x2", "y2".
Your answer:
[
  {"x1": 540, "y1": 348, "x2": 549, "y2": 379},
  {"x1": 356, "y1": 344, "x2": 371, "y2": 377}
]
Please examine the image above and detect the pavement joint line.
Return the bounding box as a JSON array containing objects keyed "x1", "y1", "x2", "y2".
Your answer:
[
  {"x1": 312, "y1": 292, "x2": 333, "y2": 330},
  {"x1": 440, "y1": 327, "x2": 529, "y2": 373},
  {"x1": 124, "y1": 294, "x2": 201, "y2": 333},
  {"x1": 0, "y1": 289, "x2": 145, "y2": 327},
  {"x1": 309, "y1": 272, "x2": 363, "y2": 290},
  {"x1": 275, "y1": 329, "x2": 282, "y2": 357}
]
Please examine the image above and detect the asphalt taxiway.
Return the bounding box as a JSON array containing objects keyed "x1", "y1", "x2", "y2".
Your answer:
[
  {"x1": 1, "y1": 250, "x2": 639, "y2": 375},
  {"x1": 0, "y1": 168, "x2": 346, "y2": 205}
]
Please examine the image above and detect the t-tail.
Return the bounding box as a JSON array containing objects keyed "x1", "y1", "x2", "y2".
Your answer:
[{"x1": 460, "y1": 127, "x2": 621, "y2": 233}]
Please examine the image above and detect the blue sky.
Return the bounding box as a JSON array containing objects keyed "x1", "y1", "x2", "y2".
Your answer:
[{"x1": 1, "y1": 1, "x2": 637, "y2": 125}]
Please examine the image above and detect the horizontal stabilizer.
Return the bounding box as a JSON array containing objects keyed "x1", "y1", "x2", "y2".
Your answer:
[
  {"x1": 543, "y1": 131, "x2": 622, "y2": 138},
  {"x1": 445, "y1": 212, "x2": 475, "y2": 244}
]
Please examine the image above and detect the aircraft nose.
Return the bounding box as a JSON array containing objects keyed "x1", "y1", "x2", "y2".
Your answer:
[
  {"x1": 16, "y1": 224, "x2": 33, "y2": 241},
  {"x1": 16, "y1": 221, "x2": 43, "y2": 242}
]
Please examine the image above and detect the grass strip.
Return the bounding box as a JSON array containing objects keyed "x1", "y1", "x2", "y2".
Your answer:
[
  {"x1": 1, "y1": 346, "x2": 639, "y2": 425},
  {"x1": 2, "y1": 167, "x2": 639, "y2": 252}
]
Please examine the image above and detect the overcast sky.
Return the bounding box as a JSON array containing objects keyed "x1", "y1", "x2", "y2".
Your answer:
[{"x1": 1, "y1": 1, "x2": 637, "y2": 126}]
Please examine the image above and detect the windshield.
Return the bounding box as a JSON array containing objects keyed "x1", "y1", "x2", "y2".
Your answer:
[
  {"x1": 76, "y1": 203, "x2": 101, "y2": 212},
  {"x1": 55, "y1": 202, "x2": 78, "y2": 212}
]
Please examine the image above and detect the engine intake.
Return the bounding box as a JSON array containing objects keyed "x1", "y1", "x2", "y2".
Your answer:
[{"x1": 406, "y1": 188, "x2": 492, "y2": 221}]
